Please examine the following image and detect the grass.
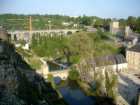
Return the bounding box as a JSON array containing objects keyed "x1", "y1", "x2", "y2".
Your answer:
[
  {"x1": 16, "y1": 47, "x2": 32, "y2": 57},
  {"x1": 28, "y1": 57, "x2": 42, "y2": 70},
  {"x1": 16, "y1": 47, "x2": 42, "y2": 70}
]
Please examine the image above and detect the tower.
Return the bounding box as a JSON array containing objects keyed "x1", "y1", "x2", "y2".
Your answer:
[
  {"x1": 110, "y1": 21, "x2": 119, "y2": 34},
  {"x1": 125, "y1": 26, "x2": 130, "y2": 37},
  {"x1": 29, "y1": 16, "x2": 32, "y2": 32},
  {"x1": 29, "y1": 16, "x2": 32, "y2": 43}
]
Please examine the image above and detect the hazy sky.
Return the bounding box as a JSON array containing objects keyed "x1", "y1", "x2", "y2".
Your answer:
[{"x1": 0, "y1": 0, "x2": 140, "y2": 18}]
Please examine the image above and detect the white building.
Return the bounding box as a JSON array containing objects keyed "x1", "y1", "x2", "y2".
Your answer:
[
  {"x1": 62, "y1": 22, "x2": 71, "y2": 26},
  {"x1": 22, "y1": 43, "x2": 29, "y2": 50},
  {"x1": 37, "y1": 59, "x2": 69, "y2": 80},
  {"x1": 110, "y1": 21, "x2": 121, "y2": 35},
  {"x1": 124, "y1": 36, "x2": 139, "y2": 48}
]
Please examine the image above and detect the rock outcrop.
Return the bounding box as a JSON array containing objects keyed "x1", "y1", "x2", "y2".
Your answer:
[{"x1": 0, "y1": 41, "x2": 67, "y2": 105}]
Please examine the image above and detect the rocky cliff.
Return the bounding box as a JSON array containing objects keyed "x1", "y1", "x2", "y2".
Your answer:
[{"x1": 0, "y1": 41, "x2": 67, "y2": 105}]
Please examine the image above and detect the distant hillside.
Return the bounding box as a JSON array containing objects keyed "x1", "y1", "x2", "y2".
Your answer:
[
  {"x1": 0, "y1": 40, "x2": 67, "y2": 105},
  {"x1": 0, "y1": 14, "x2": 140, "y2": 33},
  {"x1": 0, "y1": 14, "x2": 104, "y2": 31},
  {"x1": 0, "y1": 14, "x2": 79, "y2": 30}
]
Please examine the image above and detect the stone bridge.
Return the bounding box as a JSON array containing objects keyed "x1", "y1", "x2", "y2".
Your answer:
[
  {"x1": 37, "y1": 66, "x2": 69, "y2": 80},
  {"x1": 8, "y1": 29, "x2": 78, "y2": 41},
  {"x1": 37, "y1": 59, "x2": 69, "y2": 80},
  {"x1": 49, "y1": 70, "x2": 69, "y2": 80}
]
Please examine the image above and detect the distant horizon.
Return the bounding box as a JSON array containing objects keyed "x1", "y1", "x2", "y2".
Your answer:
[
  {"x1": 0, "y1": 0, "x2": 140, "y2": 19},
  {"x1": 0, "y1": 13, "x2": 140, "y2": 19}
]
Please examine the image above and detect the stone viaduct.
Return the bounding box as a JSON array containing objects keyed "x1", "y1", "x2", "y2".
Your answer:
[{"x1": 8, "y1": 29, "x2": 78, "y2": 42}]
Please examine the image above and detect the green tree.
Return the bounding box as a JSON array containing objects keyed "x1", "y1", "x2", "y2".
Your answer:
[
  {"x1": 69, "y1": 32, "x2": 94, "y2": 62},
  {"x1": 88, "y1": 31, "x2": 118, "y2": 57},
  {"x1": 79, "y1": 16, "x2": 92, "y2": 26},
  {"x1": 92, "y1": 71, "x2": 104, "y2": 96},
  {"x1": 47, "y1": 74, "x2": 56, "y2": 89},
  {"x1": 127, "y1": 16, "x2": 137, "y2": 31},
  {"x1": 94, "y1": 18, "x2": 103, "y2": 28},
  {"x1": 105, "y1": 71, "x2": 118, "y2": 100},
  {"x1": 103, "y1": 18, "x2": 111, "y2": 31},
  {"x1": 31, "y1": 34, "x2": 68, "y2": 58},
  {"x1": 68, "y1": 68, "x2": 79, "y2": 81},
  {"x1": 31, "y1": 31, "x2": 118, "y2": 65},
  {"x1": 136, "y1": 17, "x2": 140, "y2": 33},
  {"x1": 119, "y1": 18, "x2": 127, "y2": 28}
]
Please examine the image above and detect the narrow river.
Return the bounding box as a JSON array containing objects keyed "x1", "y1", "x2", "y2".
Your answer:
[{"x1": 59, "y1": 86, "x2": 95, "y2": 105}]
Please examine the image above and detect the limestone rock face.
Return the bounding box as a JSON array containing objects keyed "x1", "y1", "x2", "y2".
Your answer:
[
  {"x1": 0, "y1": 26, "x2": 9, "y2": 41},
  {"x1": 0, "y1": 41, "x2": 67, "y2": 105}
]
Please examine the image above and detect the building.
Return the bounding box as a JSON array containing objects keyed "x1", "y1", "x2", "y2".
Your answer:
[
  {"x1": 78, "y1": 54, "x2": 127, "y2": 82},
  {"x1": 46, "y1": 61, "x2": 69, "y2": 79},
  {"x1": 111, "y1": 21, "x2": 119, "y2": 29},
  {"x1": 126, "y1": 44, "x2": 140, "y2": 70},
  {"x1": 110, "y1": 21, "x2": 120, "y2": 34},
  {"x1": 125, "y1": 26, "x2": 132, "y2": 37},
  {"x1": 8, "y1": 29, "x2": 78, "y2": 42},
  {"x1": 115, "y1": 26, "x2": 140, "y2": 48},
  {"x1": 73, "y1": 24, "x2": 78, "y2": 28},
  {"x1": 94, "y1": 54, "x2": 127, "y2": 72},
  {"x1": 37, "y1": 59, "x2": 69, "y2": 80},
  {"x1": 62, "y1": 22, "x2": 71, "y2": 26},
  {"x1": 123, "y1": 30, "x2": 140, "y2": 48},
  {"x1": 124, "y1": 36, "x2": 139, "y2": 48},
  {"x1": 84, "y1": 26, "x2": 97, "y2": 33}
]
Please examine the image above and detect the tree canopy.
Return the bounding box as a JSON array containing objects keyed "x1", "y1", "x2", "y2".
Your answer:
[
  {"x1": 31, "y1": 31, "x2": 118, "y2": 65},
  {"x1": 68, "y1": 68, "x2": 80, "y2": 81}
]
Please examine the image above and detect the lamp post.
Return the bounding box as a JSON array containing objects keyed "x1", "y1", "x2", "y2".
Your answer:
[
  {"x1": 48, "y1": 20, "x2": 51, "y2": 30},
  {"x1": 29, "y1": 16, "x2": 32, "y2": 44}
]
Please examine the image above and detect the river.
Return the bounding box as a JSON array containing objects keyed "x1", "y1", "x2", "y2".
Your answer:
[{"x1": 59, "y1": 86, "x2": 95, "y2": 105}]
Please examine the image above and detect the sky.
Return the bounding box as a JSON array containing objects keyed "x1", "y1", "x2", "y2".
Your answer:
[{"x1": 0, "y1": 0, "x2": 140, "y2": 18}]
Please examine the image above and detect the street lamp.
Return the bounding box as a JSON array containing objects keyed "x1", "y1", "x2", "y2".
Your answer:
[{"x1": 48, "y1": 20, "x2": 51, "y2": 30}]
